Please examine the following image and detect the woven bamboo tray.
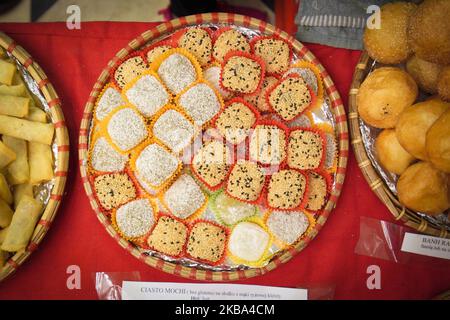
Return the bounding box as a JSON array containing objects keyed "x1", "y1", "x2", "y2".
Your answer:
[
  {"x1": 79, "y1": 13, "x2": 349, "y2": 281},
  {"x1": 349, "y1": 51, "x2": 449, "y2": 239},
  {"x1": 0, "y1": 32, "x2": 70, "y2": 282}
]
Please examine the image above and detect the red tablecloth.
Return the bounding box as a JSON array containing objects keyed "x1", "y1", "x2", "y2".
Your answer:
[{"x1": 0, "y1": 22, "x2": 448, "y2": 300}]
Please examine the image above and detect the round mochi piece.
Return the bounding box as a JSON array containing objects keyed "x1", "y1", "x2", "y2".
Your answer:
[
  {"x1": 226, "y1": 161, "x2": 265, "y2": 202},
  {"x1": 157, "y1": 53, "x2": 198, "y2": 94},
  {"x1": 249, "y1": 124, "x2": 287, "y2": 165},
  {"x1": 147, "y1": 215, "x2": 188, "y2": 257},
  {"x1": 95, "y1": 85, "x2": 125, "y2": 121},
  {"x1": 115, "y1": 198, "x2": 155, "y2": 238},
  {"x1": 178, "y1": 27, "x2": 212, "y2": 66},
  {"x1": 94, "y1": 172, "x2": 136, "y2": 211},
  {"x1": 186, "y1": 221, "x2": 227, "y2": 263},
  {"x1": 269, "y1": 76, "x2": 312, "y2": 121},
  {"x1": 178, "y1": 83, "x2": 221, "y2": 126},
  {"x1": 107, "y1": 108, "x2": 148, "y2": 152},
  {"x1": 153, "y1": 109, "x2": 194, "y2": 153},
  {"x1": 244, "y1": 76, "x2": 279, "y2": 112},
  {"x1": 146, "y1": 45, "x2": 172, "y2": 65},
  {"x1": 288, "y1": 129, "x2": 324, "y2": 170},
  {"x1": 213, "y1": 28, "x2": 250, "y2": 62},
  {"x1": 215, "y1": 100, "x2": 258, "y2": 145},
  {"x1": 252, "y1": 37, "x2": 290, "y2": 74},
  {"x1": 228, "y1": 221, "x2": 270, "y2": 262},
  {"x1": 267, "y1": 210, "x2": 309, "y2": 245},
  {"x1": 114, "y1": 55, "x2": 147, "y2": 88},
  {"x1": 192, "y1": 140, "x2": 231, "y2": 189},
  {"x1": 124, "y1": 74, "x2": 169, "y2": 117},
  {"x1": 221, "y1": 54, "x2": 263, "y2": 94},
  {"x1": 267, "y1": 169, "x2": 307, "y2": 210},
  {"x1": 135, "y1": 143, "x2": 180, "y2": 188},
  {"x1": 204, "y1": 65, "x2": 233, "y2": 99},
  {"x1": 305, "y1": 172, "x2": 328, "y2": 211},
  {"x1": 90, "y1": 137, "x2": 128, "y2": 172},
  {"x1": 163, "y1": 174, "x2": 206, "y2": 219}
]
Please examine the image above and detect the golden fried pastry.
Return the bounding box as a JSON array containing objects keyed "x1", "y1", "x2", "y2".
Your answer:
[
  {"x1": 407, "y1": 0, "x2": 450, "y2": 65},
  {"x1": 438, "y1": 66, "x2": 450, "y2": 102},
  {"x1": 406, "y1": 55, "x2": 442, "y2": 94},
  {"x1": 363, "y1": 2, "x2": 417, "y2": 64},
  {"x1": 357, "y1": 67, "x2": 418, "y2": 128},
  {"x1": 397, "y1": 161, "x2": 450, "y2": 216},
  {"x1": 375, "y1": 129, "x2": 415, "y2": 175},
  {"x1": 426, "y1": 109, "x2": 450, "y2": 173},
  {"x1": 396, "y1": 98, "x2": 449, "y2": 160}
]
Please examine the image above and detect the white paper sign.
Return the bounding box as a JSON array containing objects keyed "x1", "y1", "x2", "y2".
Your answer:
[
  {"x1": 122, "y1": 281, "x2": 308, "y2": 300},
  {"x1": 401, "y1": 232, "x2": 450, "y2": 260}
]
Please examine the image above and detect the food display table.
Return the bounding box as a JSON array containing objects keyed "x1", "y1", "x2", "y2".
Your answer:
[{"x1": 0, "y1": 22, "x2": 448, "y2": 300}]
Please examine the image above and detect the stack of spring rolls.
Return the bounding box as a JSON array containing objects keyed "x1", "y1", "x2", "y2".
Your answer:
[{"x1": 0, "y1": 48, "x2": 55, "y2": 267}]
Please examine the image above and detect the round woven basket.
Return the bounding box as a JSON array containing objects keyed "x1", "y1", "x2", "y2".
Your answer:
[
  {"x1": 0, "y1": 32, "x2": 70, "y2": 282},
  {"x1": 79, "y1": 13, "x2": 349, "y2": 281},
  {"x1": 349, "y1": 51, "x2": 449, "y2": 239}
]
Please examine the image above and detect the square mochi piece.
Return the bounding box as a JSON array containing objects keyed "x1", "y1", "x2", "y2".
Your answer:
[
  {"x1": 288, "y1": 129, "x2": 324, "y2": 170},
  {"x1": 186, "y1": 221, "x2": 227, "y2": 263},
  {"x1": 226, "y1": 160, "x2": 265, "y2": 202},
  {"x1": 135, "y1": 143, "x2": 180, "y2": 188},
  {"x1": 266, "y1": 210, "x2": 309, "y2": 245},
  {"x1": 107, "y1": 107, "x2": 148, "y2": 152},
  {"x1": 228, "y1": 221, "x2": 269, "y2": 262},
  {"x1": 94, "y1": 172, "x2": 137, "y2": 211},
  {"x1": 157, "y1": 53, "x2": 198, "y2": 94},
  {"x1": 153, "y1": 109, "x2": 195, "y2": 153},
  {"x1": 221, "y1": 54, "x2": 263, "y2": 94},
  {"x1": 249, "y1": 124, "x2": 287, "y2": 165},
  {"x1": 90, "y1": 137, "x2": 128, "y2": 172},
  {"x1": 115, "y1": 198, "x2": 155, "y2": 239},
  {"x1": 147, "y1": 215, "x2": 188, "y2": 257},
  {"x1": 267, "y1": 169, "x2": 307, "y2": 210},
  {"x1": 124, "y1": 74, "x2": 169, "y2": 117},
  {"x1": 163, "y1": 174, "x2": 206, "y2": 219},
  {"x1": 178, "y1": 83, "x2": 221, "y2": 126},
  {"x1": 95, "y1": 86, "x2": 125, "y2": 121}
]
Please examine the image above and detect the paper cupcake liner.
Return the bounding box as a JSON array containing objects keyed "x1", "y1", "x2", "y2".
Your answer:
[
  {"x1": 212, "y1": 26, "x2": 251, "y2": 63},
  {"x1": 209, "y1": 190, "x2": 259, "y2": 227},
  {"x1": 142, "y1": 40, "x2": 176, "y2": 65},
  {"x1": 129, "y1": 137, "x2": 183, "y2": 194},
  {"x1": 190, "y1": 140, "x2": 233, "y2": 192},
  {"x1": 149, "y1": 103, "x2": 201, "y2": 155},
  {"x1": 226, "y1": 216, "x2": 273, "y2": 268},
  {"x1": 312, "y1": 123, "x2": 338, "y2": 174},
  {"x1": 211, "y1": 96, "x2": 261, "y2": 146},
  {"x1": 248, "y1": 118, "x2": 289, "y2": 168},
  {"x1": 143, "y1": 213, "x2": 189, "y2": 259},
  {"x1": 224, "y1": 160, "x2": 268, "y2": 206},
  {"x1": 185, "y1": 219, "x2": 230, "y2": 266},
  {"x1": 219, "y1": 50, "x2": 266, "y2": 96},
  {"x1": 157, "y1": 175, "x2": 209, "y2": 223},
  {"x1": 263, "y1": 165, "x2": 310, "y2": 212},
  {"x1": 287, "y1": 60, "x2": 324, "y2": 111},
  {"x1": 265, "y1": 74, "x2": 318, "y2": 124},
  {"x1": 88, "y1": 167, "x2": 140, "y2": 215},
  {"x1": 99, "y1": 104, "x2": 151, "y2": 154},
  {"x1": 109, "y1": 50, "x2": 149, "y2": 89},
  {"x1": 171, "y1": 27, "x2": 214, "y2": 66},
  {"x1": 93, "y1": 82, "x2": 123, "y2": 123},
  {"x1": 175, "y1": 79, "x2": 225, "y2": 130},
  {"x1": 121, "y1": 69, "x2": 172, "y2": 119},
  {"x1": 111, "y1": 195, "x2": 158, "y2": 242},
  {"x1": 287, "y1": 126, "x2": 327, "y2": 172},
  {"x1": 249, "y1": 35, "x2": 293, "y2": 76},
  {"x1": 149, "y1": 47, "x2": 203, "y2": 90}
]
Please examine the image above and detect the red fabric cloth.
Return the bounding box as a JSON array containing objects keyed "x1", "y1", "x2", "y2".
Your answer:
[{"x1": 0, "y1": 22, "x2": 448, "y2": 300}]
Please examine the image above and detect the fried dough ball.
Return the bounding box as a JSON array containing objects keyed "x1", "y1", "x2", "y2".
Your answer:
[
  {"x1": 357, "y1": 67, "x2": 418, "y2": 128},
  {"x1": 406, "y1": 55, "x2": 442, "y2": 94},
  {"x1": 397, "y1": 161, "x2": 450, "y2": 216},
  {"x1": 426, "y1": 109, "x2": 450, "y2": 173},
  {"x1": 407, "y1": 0, "x2": 450, "y2": 65},
  {"x1": 375, "y1": 129, "x2": 415, "y2": 175},
  {"x1": 438, "y1": 66, "x2": 450, "y2": 102},
  {"x1": 396, "y1": 98, "x2": 450, "y2": 160},
  {"x1": 363, "y1": 2, "x2": 417, "y2": 64}
]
